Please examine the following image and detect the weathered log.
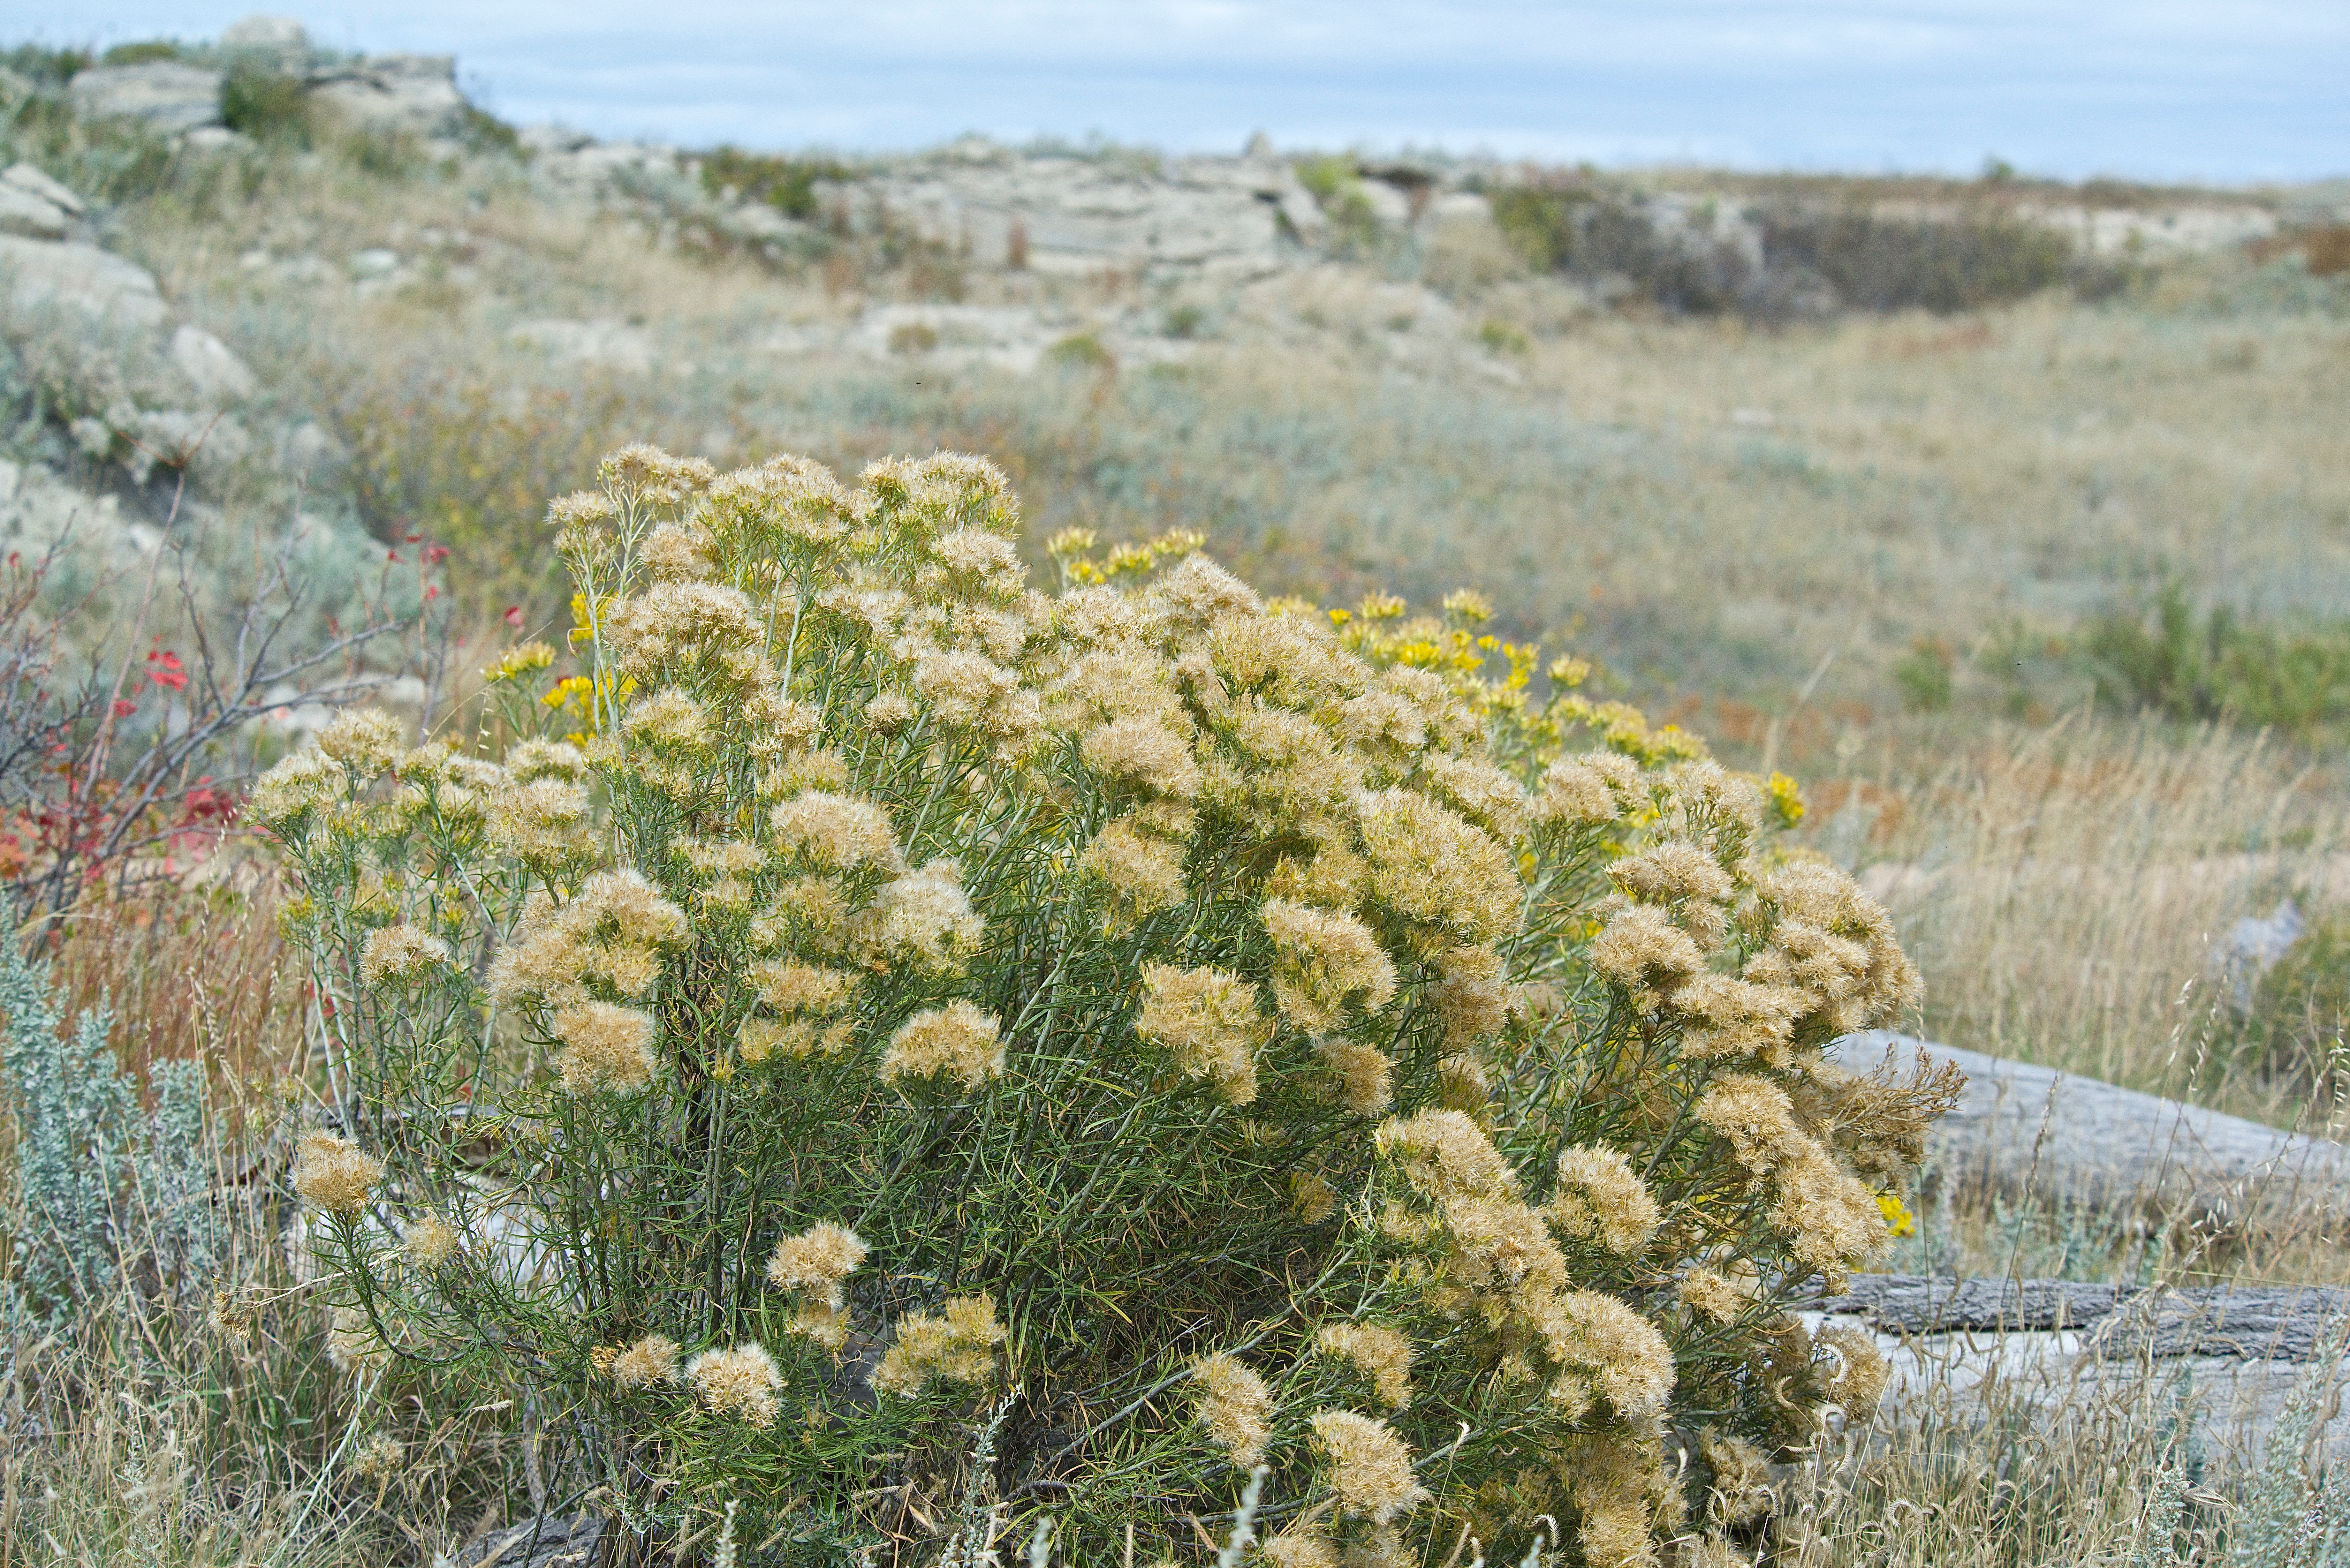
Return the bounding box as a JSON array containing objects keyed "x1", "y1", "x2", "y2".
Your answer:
[
  {"x1": 459, "y1": 1512, "x2": 603, "y2": 1567},
  {"x1": 1806, "y1": 1272, "x2": 2350, "y2": 1468},
  {"x1": 1828, "y1": 1031, "x2": 2350, "y2": 1221},
  {"x1": 1820, "y1": 1272, "x2": 2350, "y2": 1360}
]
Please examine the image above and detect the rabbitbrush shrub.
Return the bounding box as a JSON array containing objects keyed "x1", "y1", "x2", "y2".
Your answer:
[{"x1": 256, "y1": 446, "x2": 1947, "y2": 1566}]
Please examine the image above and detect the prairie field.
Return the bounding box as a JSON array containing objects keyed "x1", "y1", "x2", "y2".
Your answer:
[{"x1": 5, "y1": 33, "x2": 2350, "y2": 1568}]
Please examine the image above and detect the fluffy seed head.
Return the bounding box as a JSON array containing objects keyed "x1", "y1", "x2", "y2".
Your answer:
[
  {"x1": 1534, "y1": 750, "x2": 1645, "y2": 827},
  {"x1": 361, "y1": 925, "x2": 451, "y2": 989},
  {"x1": 769, "y1": 790, "x2": 904, "y2": 875},
  {"x1": 1354, "y1": 787, "x2": 1518, "y2": 944},
  {"x1": 688, "y1": 1342, "x2": 781, "y2": 1427},
  {"x1": 1317, "y1": 1039, "x2": 1395, "y2": 1117},
  {"x1": 554, "y1": 1002, "x2": 657, "y2": 1094},
  {"x1": 1308, "y1": 1410, "x2": 1427, "y2": 1525},
  {"x1": 294, "y1": 1132, "x2": 381, "y2": 1217},
  {"x1": 317, "y1": 708, "x2": 406, "y2": 775},
  {"x1": 1081, "y1": 714, "x2": 1201, "y2": 798},
  {"x1": 871, "y1": 1294, "x2": 1005, "y2": 1395},
  {"x1": 752, "y1": 961, "x2": 858, "y2": 1015},
  {"x1": 611, "y1": 1334, "x2": 681, "y2": 1389},
  {"x1": 403, "y1": 1214, "x2": 460, "y2": 1267},
  {"x1": 1315, "y1": 1323, "x2": 1414, "y2": 1408},
  {"x1": 849, "y1": 859, "x2": 984, "y2": 974},
  {"x1": 1549, "y1": 1145, "x2": 1663, "y2": 1257},
  {"x1": 1262, "y1": 899, "x2": 1398, "y2": 1032},
  {"x1": 879, "y1": 1000, "x2": 1004, "y2": 1089},
  {"x1": 1081, "y1": 819, "x2": 1188, "y2": 918},
  {"x1": 1375, "y1": 1109, "x2": 1516, "y2": 1201},
  {"x1": 1134, "y1": 963, "x2": 1264, "y2": 1104},
  {"x1": 1815, "y1": 1324, "x2": 1890, "y2": 1416},
  {"x1": 1590, "y1": 904, "x2": 1709, "y2": 993},
  {"x1": 1531, "y1": 1288, "x2": 1677, "y2": 1424},
  {"x1": 1694, "y1": 1074, "x2": 1805, "y2": 1174},
  {"x1": 1192, "y1": 1351, "x2": 1274, "y2": 1469},
  {"x1": 766, "y1": 1221, "x2": 869, "y2": 1300},
  {"x1": 248, "y1": 749, "x2": 345, "y2": 828}
]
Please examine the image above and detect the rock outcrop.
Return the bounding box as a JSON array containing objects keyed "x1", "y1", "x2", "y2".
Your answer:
[
  {"x1": 817, "y1": 142, "x2": 1328, "y2": 280},
  {"x1": 68, "y1": 61, "x2": 225, "y2": 134},
  {"x1": 305, "y1": 55, "x2": 470, "y2": 138},
  {"x1": 65, "y1": 19, "x2": 474, "y2": 143}
]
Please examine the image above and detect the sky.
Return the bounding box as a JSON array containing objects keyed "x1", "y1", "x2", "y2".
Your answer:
[{"x1": 12, "y1": 2, "x2": 2348, "y2": 184}]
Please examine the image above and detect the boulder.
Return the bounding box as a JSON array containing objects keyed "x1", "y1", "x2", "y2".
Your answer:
[
  {"x1": 68, "y1": 62, "x2": 225, "y2": 133},
  {"x1": 3, "y1": 163, "x2": 83, "y2": 216},
  {"x1": 220, "y1": 14, "x2": 309, "y2": 53},
  {"x1": 0, "y1": 164, "x2": 82, "y2": 240},
  {"x1": 169, "y1": 325, "x2": 258, "y2": 403},
  {"x1": 1354, "y1": 177, "x2": 1413, "y2": 229},
  {"x1": 1423, "y1": 190, "x2": 1494, "y2": 228},
  {"x1": 0, "y1": 182, "x2": 69, "y2": 240},
  {"x1": 306, "y1": 55, "x2": 467, "y2": 138},
  {"x1": 279, "y1": 420, "x2": 348, "y2": 489},
  {"x1": 0, "y1": 236, "x2": 166, "y2": 328}
]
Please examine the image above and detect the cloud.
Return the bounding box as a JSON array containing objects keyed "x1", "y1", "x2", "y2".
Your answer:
[{"x1": 25, "y1": 0, "x2": 2349, "y2": 180}]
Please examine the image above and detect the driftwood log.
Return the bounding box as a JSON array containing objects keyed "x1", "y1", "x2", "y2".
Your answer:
[
  {"x1": 458, "y1": 1513, "x2": 604, "y2": 1568},
  {"x1": 1828, "y1": 1031, "x2": 2350, "y2": 1223},
  {"x1": 1806, "y1": 1272, "x2": 2350, "y2": 1468}
]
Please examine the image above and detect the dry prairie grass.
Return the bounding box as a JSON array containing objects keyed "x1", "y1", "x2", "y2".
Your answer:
[
  {"x1": 108, "y1": 146, "x2": 2350, "y2": 725},
  {"x1": 13, "y1": 135, "x2": 2345, "y2": 1564},
  {"x1": 1821, "y1": 718, "x2": 2340, "y2": 1126}
]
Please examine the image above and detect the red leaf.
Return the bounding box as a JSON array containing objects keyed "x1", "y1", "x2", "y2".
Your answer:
[
  {"x1": 424, "y1": 544, "x2": 451, "y2": 565},
  {"x1": 111, "y1": 699, "x2": 135, "y2": 717}
]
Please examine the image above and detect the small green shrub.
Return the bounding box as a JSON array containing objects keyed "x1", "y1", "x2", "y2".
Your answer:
[
  {"x1": 256, "y1": 446, "x2": 1940, "y2": 1564},
  {"x1": 1758, "y1": 204, "x2": 2077, "y2": 314},
  {"x1": 220, "y1": 63, "x2": 313, "y2": 142},
  {"x1": 1294, "y1": 155, "x2": 1352, "y2": 203},
  {"x1": 0, "y1": 44, "x2": 90, "y2": 83},
  {"x1": 1045, "y1": 332, "x2": 1115, "y2": 373},
  {"x1": 0, "y1": 917, "x2": 217, "y2": 1328},
  {"x1": 1477, "y1": 318, "x2": 1532, "y2": 357},
  {"x1": 1892, "y1": 638, "x2": 1954, "y2": 713},
  {"x1": 2220, "y1": 910, "x2": 2350, "y2": 1090},
  {"x1": 1163, "y1": 304, "x2": 1207, "y2": 340},
  {"x1": 458, "y1": 101, "x2": 520, "y2": 156},
  {"x1": 2081, "y1": 582, "x2": 2350, "y2": 735},
  {"x1": 99, "y1": 40, "x2": 183, "y2": 66},
  {"x1": 699, "y1": 146, "x2": 852, "y2": 219}
]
